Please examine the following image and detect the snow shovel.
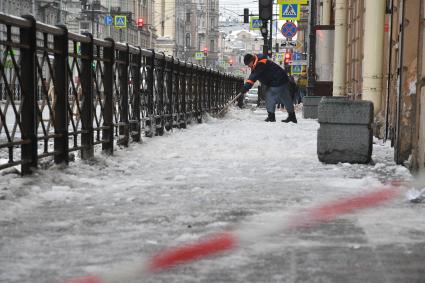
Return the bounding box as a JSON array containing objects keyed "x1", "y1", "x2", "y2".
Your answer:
[{"x1": 217, "y1": 92, "x2": 243, "y2": 117}]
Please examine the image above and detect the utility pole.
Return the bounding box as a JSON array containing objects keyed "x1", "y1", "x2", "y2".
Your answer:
[
  {"x1": 268, "y1": 15, "x2": 273, "y2": 58},
  {"x1": 32, "y1": 0, "x2": 36, "y2": 16},
  {"x1": 307, "y1": 0, "x2": 317, "y2": 96},
  {"x1": 259, "y1": 0, "x2": 273, "y2": 58}
]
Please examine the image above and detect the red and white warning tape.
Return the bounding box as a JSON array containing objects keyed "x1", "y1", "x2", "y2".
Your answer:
[{"x1": 64, "y1": 185, "x2": 402, "y2": 283}]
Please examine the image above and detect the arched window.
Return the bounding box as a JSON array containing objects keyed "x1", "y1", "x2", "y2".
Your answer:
[{"x1": 186, "y1": 33, "x2": 191, "y2": 48}]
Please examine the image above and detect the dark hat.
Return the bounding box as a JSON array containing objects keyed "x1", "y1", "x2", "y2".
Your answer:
[{"x1": 243, "y1": 54, "x2": 254, "y2": 65}]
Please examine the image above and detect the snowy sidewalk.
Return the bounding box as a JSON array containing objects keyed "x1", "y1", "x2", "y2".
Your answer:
[{"x1": 0, "y1": 108, "x2": 424, "y2": 283}]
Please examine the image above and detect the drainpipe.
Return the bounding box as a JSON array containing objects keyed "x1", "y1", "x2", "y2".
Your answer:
[
  {"x1": 332, "y1": 0, "x2": 348, "y2": 96},
  {"x1": 320, "y1": 0, "x2": 332, "y2": 81},
  {"x1": 322, "y1": 0, "x2": 331, "y2": 25},
  {"x1": 362, "y1": 0, "x2": 386, "y2": 114}
]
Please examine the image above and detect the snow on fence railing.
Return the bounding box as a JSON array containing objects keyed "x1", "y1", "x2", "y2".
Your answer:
[{"x1": 0, "y1": 13, "x2": 243, "y2": 175}]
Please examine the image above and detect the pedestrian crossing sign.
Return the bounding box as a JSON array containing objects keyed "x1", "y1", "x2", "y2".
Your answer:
[
  {"x1": 277, "y1": 0, "x2": 308, "y2": 4},
  {"x1": 114, "y1": 15, "x2": 127, "y2": 28},
  {"x1": 291, "y1": 65, "x2": 303, "y2": 75},
  {"x1": 250, "y1": 17, "x2": 263, "y2": 30},
  {"x1": 195, "y1": 52, "x2": 205, "y2": 60},
  {"x1": 279, "y1": 4, "x2": 300, "y2": 21}
]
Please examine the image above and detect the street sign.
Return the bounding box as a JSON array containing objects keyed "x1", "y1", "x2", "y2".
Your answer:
[
  {"x1": 114, "y1": 15, "x2": 127, "y2": 28},
  {"x1": 293, "y1": 52, "x2": 302, "y2": 60},
  {"x1": 279, "y1": 4, "x2": 300, "y2": 21},
  {"x1": 280, "y1": 22, "x2": 297, "y2": 38},
  {"x1": 295, "y1": 40, "x2": 304, "y2": 50},
  {"x1": 275, "y1": 53, "x2": 283, "y2": 61},
  {"x1": 281, "y1": 41, "x2": 296, "y2": 48},
  {"x1": 291, "y1": 65, "x2": 303, "y2": 74},
  {"x1": 195, "y1": 52, "x2": 205, "y2": 60},
  {"x1": 277, "y1": 0, "x2": 308, "y2": 4},
  {"x1": 250, "y1": 17, "x2": 263, "y2": 30},
  {"x1": 289, "y1": 60, "x2": 307, "y2": 65},
  {"x1": 104, "y1": 15, "x2": 113, "y2": 26}
]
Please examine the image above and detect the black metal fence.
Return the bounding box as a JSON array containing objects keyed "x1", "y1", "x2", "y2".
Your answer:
[{"x1": 0, "y1": 13, "x2": 242, "y2": 175}]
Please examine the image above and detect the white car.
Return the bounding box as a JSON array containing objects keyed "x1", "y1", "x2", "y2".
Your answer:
[{"x1": 244, "y1": 88, "x2": 258, "y2": 105}]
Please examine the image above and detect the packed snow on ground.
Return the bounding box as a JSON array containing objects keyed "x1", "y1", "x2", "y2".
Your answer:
[{"x1": 0, "y1": 107, "x2": 422, "y2": 283}]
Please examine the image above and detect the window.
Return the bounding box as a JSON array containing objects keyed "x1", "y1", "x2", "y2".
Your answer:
[
  {"x1": 186, "y1": 33, "x2": 191, "y2": 48},
  {"x1": 80, "y1": 22, "x2": 90, "y2": 30},
  {"x1": 186, "y1": 12, "x2": 191, "y2": 22},
  {"x1": 210, "y1": 40, "x2": 214, "y2": 52}
]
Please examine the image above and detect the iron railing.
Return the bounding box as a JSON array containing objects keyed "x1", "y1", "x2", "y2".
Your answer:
[{"x1": 0, "y1": 13, "x2": 242, "y2": 174}]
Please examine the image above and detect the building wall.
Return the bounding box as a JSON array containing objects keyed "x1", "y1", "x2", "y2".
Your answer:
[
  {"x1": 339, "y1": 0, "x2": 424, "y2": 170},
  {"x1": 395, "y1": 0, "x2": 420, "y2": 165},
  {"x1": 416, "y1": 1, "x2": 425, "y2": 170},
  {"x1": 0, "y1": 0, "x2": 32, "y2": 15},
  {"x1": 346, "y1": 0, "x2": 364, "y2": 98}
]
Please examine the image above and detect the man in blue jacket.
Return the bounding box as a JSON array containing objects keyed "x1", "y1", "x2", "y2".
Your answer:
[{"x1": 240, "y1": 53, "x2": 297, "y2": 123}]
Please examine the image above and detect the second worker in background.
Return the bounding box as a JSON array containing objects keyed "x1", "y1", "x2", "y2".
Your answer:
[{"x1": 240, "y1": 53, "x2": 297, "y2": 123}]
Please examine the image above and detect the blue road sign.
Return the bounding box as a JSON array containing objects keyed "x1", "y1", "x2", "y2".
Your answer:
[
  {"x1": 251, "y1": 18, "x2": 263, "y2": 30},
  {"x1": 291, "y1": 65, "x2": 302, "y2": 74},
  {"x1": 281, "y1": 22, "x2": 297, "y2": 38},
  {"x1": 293, "y1": 52, "x2": 302, "y2": 60},
  {"x1": 104, "y1": 15, "x2": 113, "y2": 26},
  {"x1": 114, "y1": 15, "x2": 127, "y2": 28},
  {"x1": 280, "y1": 4, "x2": 300, "y2": 20}
]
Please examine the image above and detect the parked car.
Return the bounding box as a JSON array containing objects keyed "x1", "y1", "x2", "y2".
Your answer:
[{"x1": 244, "y1": 88, "x2": 258, "y2": 105}]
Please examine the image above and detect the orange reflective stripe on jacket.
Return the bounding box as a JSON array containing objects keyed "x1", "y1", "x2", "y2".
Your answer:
[
  {"x1": 252, "y1": 55, "x2": 259, "y2": 69},
  {"x1": 252, "y1": 56, "x2": 267, "y2": 70}
]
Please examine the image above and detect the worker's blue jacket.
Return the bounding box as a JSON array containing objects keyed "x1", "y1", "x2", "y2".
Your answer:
[{"x1": 243, "y1": 54, "x2": 289, "y2": 91}]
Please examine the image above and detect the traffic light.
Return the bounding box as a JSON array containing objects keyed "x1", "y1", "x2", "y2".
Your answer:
[
  {"x1": 259, "y1": 0, "x2": 273, "y2": 21},
  {"x1": 275, "y1": 43, "x2": 279, "y2": 53},
  {"x1": 284, "y1": 52, "x2": 292, "y2": 65},
  {"x1": 203, "y1": 47, "x2": 208, "y2": 56},
  {"x1": 260, "y1": 22, "x2": 268, "y2": 37},
  {"x1": 137, "y1": 17, "x2": 144, "y2": 28},
  {"x1": 243, "y1": 8, "x2": 249, "y2": 23}
]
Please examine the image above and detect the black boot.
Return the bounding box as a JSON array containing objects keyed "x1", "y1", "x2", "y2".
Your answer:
[
  {"x1": 281, "y1": 112, "x2": 297, "y2": 123},
  {"x1": 264, "y1": 112, "x2": 276, "y2": 122}
]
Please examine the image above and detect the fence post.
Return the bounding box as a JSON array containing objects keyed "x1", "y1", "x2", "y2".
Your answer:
[
  {"x1": 145, "y1": 49, "x2": 154, "y2": 137},
  {"x1": 207, "y1": 69, "x2": 212, "y2": 112},
  {"x1": 165, "y1": 57, "x2": 173, "y2": 131},
  {"x1": 131, "y1": 47, "x2": 141, "y2": 142},
  {"x1": 187, "y1": 63, "x2": 193, "y2": 124},
  {"x1": 197, "y1": 66, "x2": 203, "y2": 123},
  {"x1": 156, "y1": 53, "x2": 166, "y2": 136},
  {"x1": 192, "y1": 65, "x2": 198, "y2": 123},
  {"x1": 117, "y1": 45, "x2": 129, "y2": 146},
  {"x1": 180, "y1": 62, "x2": 187, "y2": 129},
  {"x1": 20, "y1": 15, "x2": 37, "y2": 174},
  {"x1": 80, "y1": 33, "x2": 94, "y2": 159},
  {"x1": 53, "y1": 25, "x2": 69, "y2": 165},
  {"x1": 173, "y1": 59, "x2": 180, "y2": 128},
  {"x1": 102, "y1": 38, "x2": 114, "y2": 154}
]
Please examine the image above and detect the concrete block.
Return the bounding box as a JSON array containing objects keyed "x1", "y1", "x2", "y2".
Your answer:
[
  {"x1": 302, "y1": 96, "x2": 323, "y2": 119},
  {"x1": 317, "y1": 98, "x2": 374, "y2": 164},
  {"x1": 318, "y1": 97, "x2": 373, "y2": 125},
  {"x1": 317, "y1": 124, "x2": 372, "y2": 164}
]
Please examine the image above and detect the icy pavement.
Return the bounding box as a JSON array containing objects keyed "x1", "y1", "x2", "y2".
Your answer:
[{"x1": 0, "y1": 108, "x2": 424, "y2": 283}]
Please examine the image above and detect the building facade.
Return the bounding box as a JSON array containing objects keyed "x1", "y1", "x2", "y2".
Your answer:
[
  {"x1": 0, "y1": 0, "x2": 157, "y2": 48},
  {"x1": 315, "y1": 0, "x2": 425, "y2": 172},
  {"x1": 154, "y1": 0, "x2": 219, "y2": 66}
]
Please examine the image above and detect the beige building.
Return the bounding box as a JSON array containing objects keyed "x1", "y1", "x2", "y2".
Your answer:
[
  {"x1": 100, "y1": 0, "x2": 156, "y2": 48},
  {"x1": 154, "y1": 0, "x2": 219, "y2": 66},
  {"x1": 316, "y1": 0, "x2": 425, "y2": 172}
]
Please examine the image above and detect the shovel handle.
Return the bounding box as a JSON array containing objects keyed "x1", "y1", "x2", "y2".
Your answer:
[{"x1": 217, "y1": 92, "x2": 243, "y2": 116}]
